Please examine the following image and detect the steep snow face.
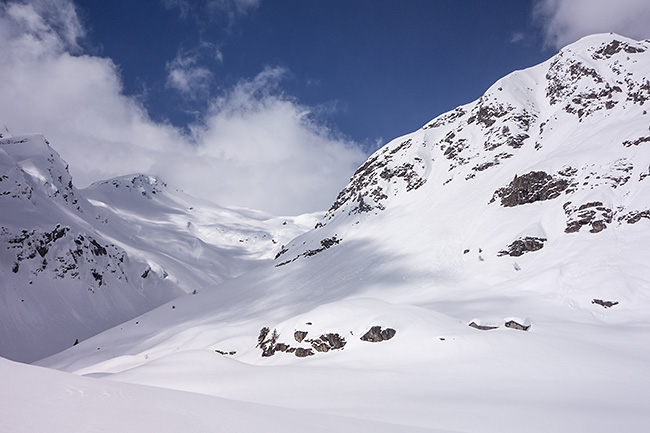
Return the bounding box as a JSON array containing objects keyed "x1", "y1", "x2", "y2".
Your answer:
[{"x1": 0, "y1": 136, "x2": 317, "y2": 362}]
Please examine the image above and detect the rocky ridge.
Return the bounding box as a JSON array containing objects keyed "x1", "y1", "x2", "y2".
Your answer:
[{"x1": 275, "y1": 34, "x2": 650, "y2": 270}]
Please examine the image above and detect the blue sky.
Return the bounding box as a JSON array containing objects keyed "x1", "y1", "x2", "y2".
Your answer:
[
  {"x1": 1, "y1": 0, "x2": 649, "y2": 214},
  {"x1": 84, "y1": 0, "x2": 548, "y2": 147}
]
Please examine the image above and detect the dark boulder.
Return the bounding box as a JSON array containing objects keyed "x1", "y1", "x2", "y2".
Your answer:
[
  {"x1": 360, "y1": 326, "x2": 396, "y2": 342},
  {"x1": 320, "y1": 333, "x2": 347, "y2": 350},
  {"x1": 592, "y1": 299, "x2": 619, "y2": 308},
  {"x1": 294, "y1": 330, "x2": 308, "y2": 343},
  {"x1": 294, "y1": 348, "x2": 314, "y2": 358},
  {"x1": 492, "y1": 171, "x2": 569, "y2": 207},
  {"x1": 497, "y1": 237, "x2": 546, "y2": 257},
  {"x1": 504, "y1": 320, "x2": 530, "y2": 331},
  {"x1": 468, "y1": 322, "x2": 498, "y2": 331}
]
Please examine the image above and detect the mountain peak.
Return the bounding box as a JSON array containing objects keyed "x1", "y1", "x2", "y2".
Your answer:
[
  {"x1": 88, "y1": 174, "x2": 168, "y2": 197},
  {"x1": 275, "y1": 34, "x2": 650, "y2": 282},
  {"x1": 0, "y1": 134, "x2": 85, "y2": 221}
]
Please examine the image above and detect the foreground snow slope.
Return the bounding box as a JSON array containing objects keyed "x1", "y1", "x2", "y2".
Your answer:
[
  {"x1": 0, "y1": 135, "x2": 316, "y2": 362},
  {"x1": 28, "y1": 34, "x2": 650, "y2": 432},
  {"x1": 0, "y1": 357, "x2": 440, "y2": 433}
]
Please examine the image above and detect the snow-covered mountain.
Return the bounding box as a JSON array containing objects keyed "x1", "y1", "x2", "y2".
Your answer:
[
  {"x1": 0, "y1": 135, "x2": 317, "y2": 362},
  {"x1": 4, "y1": 34, "x2": 650, "y2": 432}
]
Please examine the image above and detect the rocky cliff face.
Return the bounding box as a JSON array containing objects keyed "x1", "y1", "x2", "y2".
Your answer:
[{"x1": 276, "y1": 34, "x2": 650, "y2": 275}]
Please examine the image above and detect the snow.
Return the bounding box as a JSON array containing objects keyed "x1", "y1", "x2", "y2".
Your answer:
[
  {"x1": 3, "y1": 33, "x2": 650, "y2": 432},
  {"x1": 1, "y1": 357, "x2": 442, "y2": 433}
]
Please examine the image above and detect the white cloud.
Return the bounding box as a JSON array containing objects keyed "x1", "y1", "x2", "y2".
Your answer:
[
  {"x1": 2, "y1": 0, "x2": 83, "y2": 54},
  {"x1": 206, "y1": 0, "x2": 260, "y2": 17},
  {"x1": 0, "y1": 0, "x2": 367, "y2": 215},
  {"x1": 534, "y1": 0, "x2": 650, "y2": 49},
  {"x1": 167, "y1": 66, "x2": 366, "y2": 214},
  {"x1": 510, "y1": 32, "x2": 525, "y2": 44},
  {"x1": 162, "y1": 0, "x2": 192, "y2": 19},
  {"x1": 162, "y1": 0, "x2": 260, "y2": 23},
  {"x1": 166, "y1": 49, "x2": 214, "y2": 99}
]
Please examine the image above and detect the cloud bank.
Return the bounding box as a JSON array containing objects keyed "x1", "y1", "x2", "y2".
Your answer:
[
  {"x1": 535, "y1": 0, "x2": 650, "y2": 49},
  {"x1": 0, "y1": 0, "x2": 366, "y2": 215}
]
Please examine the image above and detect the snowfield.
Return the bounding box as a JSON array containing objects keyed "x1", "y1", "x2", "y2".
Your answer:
[{"x1": 3, "y1": 34, "x2": 650, "y2": 432}]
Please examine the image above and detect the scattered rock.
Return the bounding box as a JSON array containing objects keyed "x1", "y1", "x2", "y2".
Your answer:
[
  {"x1": 492, "y1": 171, "x2": 570, "y2": 207},
  {"x1": 504, "y1": 320, "x2": 530, "y2": 331},
  {"x1": 592, "y1": 299, "x2": 619, "y2": 308},
  {"x1": 319, "y1": 333, "x2": 347, "y2": 350},
  {"x1": 303, "y1": 236, "x2": 341, "y2": 257},
  {"x1": 310, "y1": 341, "x2": 330, "y2": 352},
  {"x1": 622, "y1": 135, "x2": 650, "y2": 147},
  {"x1": 468, "y1": 322, "x2": 499, "y2": 331},
  {"x1": 497, "y1": 237, "x2": 547, "y2": 257},
  {"x1": 564, "y1": 201, "x2": 613, "y2": 233},
  {"x1": 276, "y1": 236, "x2": 342, "y2": 266},
  {"x1": 470, "y1": 318, "x2": 531, "y2": 331},
  {"x1": 294, "y1": 348, "x2": 314, "y2": 358},
  {"x1": 618, "y1": 209, "x2": 650, "y2": 224},
  {"x1": 360, "y1": 326, "x2": 396, "y2": 342},
  {"x1": 257, "y1": 327, "x2": 279, "y2": 357},
  {"x1": 257, "y1": 328, "x2": 346, "y2": 358},
  {"x1": 294, "y1": 330, "x2": 308, "y2": 343},
  {"x1": 592, "y1": 39, "x2": 646, "y2": 60}
]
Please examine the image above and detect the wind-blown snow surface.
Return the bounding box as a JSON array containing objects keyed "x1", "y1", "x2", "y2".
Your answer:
[
  {"x1": 0, "y1": 135, "x2": 317, "y2": 362},
  {"x1": 8, "y1": 34, "x2": 650, "y2": 432}
]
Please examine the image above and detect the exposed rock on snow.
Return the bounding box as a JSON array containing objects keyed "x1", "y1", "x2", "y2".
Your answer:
[
  {"x1": 294, "y1": 348, "x2": 314, "y2": 358},
  {"x1": 497, "y1": 237, "x2": 547, "y2": 257},
  {"x1": 492, "y1": 171, "x2": 571, "y2": 207},
  {"x1": 294, "y1": 330, "x2": 308, "y2": 343},
  {"x1": 468, "y1": 321, "x2": 499, "y2": 331},
  {"x1": 592, "y1": 299, "x2": 619, "y2": 308},
  {"x1": 275, "y1": 236, "x2": 342, "y2": 266},
  {"x1": 619, "y1": 209, "x2": 650, "y2": 224},
  {"x1": 257, "y1": 328, "x2": 347, "y2": 357},
  {"x1": 564, "y1": 201, "x2": 613, "y2": 233},
  {"x1": 504, "y1": 320, "x2": 531, "y2": 331},
  {"x1": 470, "y1": 318, "x2": 531, "y2": 331},
  {"x1": 360, "y1": 326, "x2": 396, "y2": 342}
]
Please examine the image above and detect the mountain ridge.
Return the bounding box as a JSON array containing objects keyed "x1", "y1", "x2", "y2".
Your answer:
[{"x1": 0, "y1": 133, "x2": 316, "y2": 362}]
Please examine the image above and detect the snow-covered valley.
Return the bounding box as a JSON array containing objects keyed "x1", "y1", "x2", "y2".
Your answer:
[{"x1": 2, "y1": 33, "x2": 650, "y2": 432}]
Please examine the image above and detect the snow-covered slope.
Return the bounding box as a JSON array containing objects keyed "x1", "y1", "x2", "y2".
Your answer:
[
  {"x1": 15, "y1": 34, "x2": 650, "y2": 432},
  {"x1": 0, "y1": 135, "x2": 316, "y2": 362},
  {"x1": 1, "y1": 357, "x2": 439, "y2": 433}
]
